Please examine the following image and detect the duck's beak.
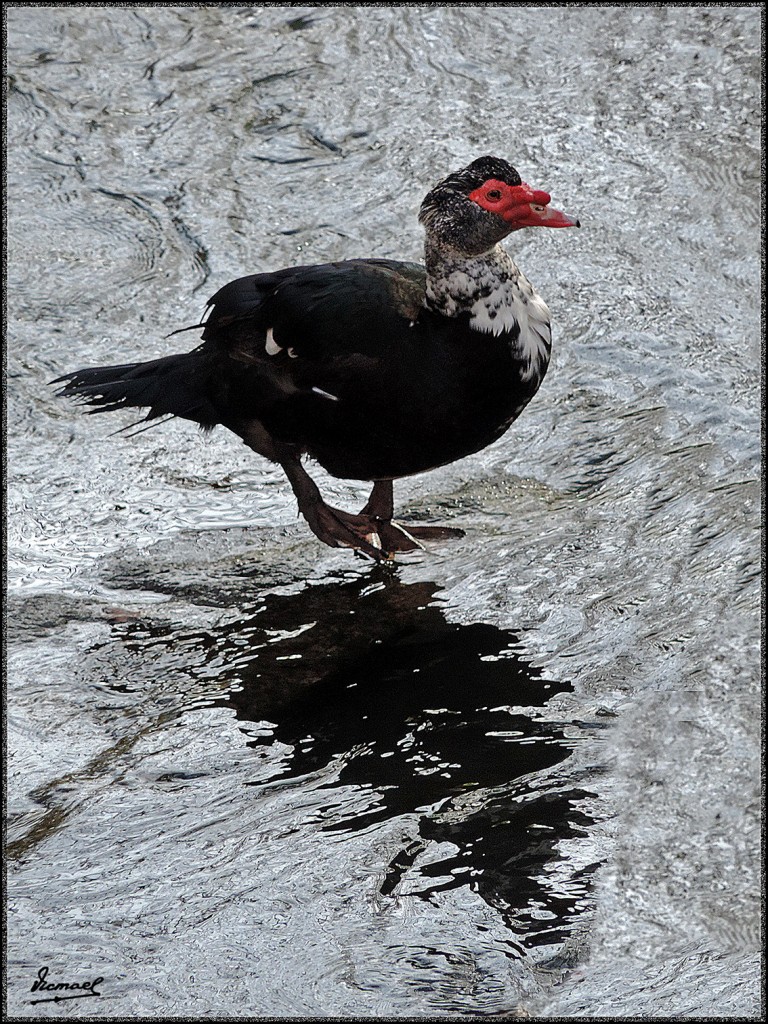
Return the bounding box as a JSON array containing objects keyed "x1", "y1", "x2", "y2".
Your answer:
[
  {"x1": 517, "y1": 204, "x2": 580, "y2": 229},
  {"x1": 503, "y1": 184, "x2": 580, "y2": 230}
]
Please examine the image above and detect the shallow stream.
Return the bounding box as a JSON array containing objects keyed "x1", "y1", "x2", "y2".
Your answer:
[{"x1": 7, "y1": 6, "x2": 761, "y2": 1017}]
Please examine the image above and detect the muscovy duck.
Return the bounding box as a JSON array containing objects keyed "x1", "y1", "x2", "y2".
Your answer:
[{"x1": 54, "y1": 156, "x2": 578, "y2": 560}]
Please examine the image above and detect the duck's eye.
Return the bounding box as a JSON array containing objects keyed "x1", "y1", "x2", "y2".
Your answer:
[{"x1": 486, "y1": 189, "x2": 502, "y2": 201}]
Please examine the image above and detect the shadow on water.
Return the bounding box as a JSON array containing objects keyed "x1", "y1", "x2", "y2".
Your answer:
[{"x1": 114, "y1": 569, "x2": 597, "y2": 951}]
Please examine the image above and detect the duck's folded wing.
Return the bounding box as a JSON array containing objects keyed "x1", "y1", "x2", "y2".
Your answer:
[{"x1": 201, "y1": 259, "x2": 426, "y2": 368}]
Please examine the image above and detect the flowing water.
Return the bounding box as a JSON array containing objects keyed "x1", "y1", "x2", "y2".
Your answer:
[{"x1": 6, "y1": 5, "x2": 761, "y2": 1018}]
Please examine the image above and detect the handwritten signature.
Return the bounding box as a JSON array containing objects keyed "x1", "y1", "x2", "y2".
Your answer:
[{"x1": 30, "y1": 966, "x2": 104, "y2": 1004}]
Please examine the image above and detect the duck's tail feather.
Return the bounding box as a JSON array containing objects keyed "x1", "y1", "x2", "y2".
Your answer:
[{"x1": 51, "y1": 350, "x2": 219, "y2": 428}]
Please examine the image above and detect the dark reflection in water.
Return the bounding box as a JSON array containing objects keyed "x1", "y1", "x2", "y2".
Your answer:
[{"x1": 118, "y1": 572, "x2": 596, "y2": 950}]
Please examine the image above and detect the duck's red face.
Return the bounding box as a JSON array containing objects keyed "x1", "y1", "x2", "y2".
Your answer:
[{"x1": 469, "y1": 178, "x2": 579, "y2": 230}]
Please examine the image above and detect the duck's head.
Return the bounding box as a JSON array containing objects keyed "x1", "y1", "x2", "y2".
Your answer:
[{"x1": 419, "y1": 155, "x2": 579, "y2": 255}]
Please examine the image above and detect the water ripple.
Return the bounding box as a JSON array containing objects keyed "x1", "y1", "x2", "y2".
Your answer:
[{"x1": 7, "y1": 4, "x2": 760, "y2": 1018}]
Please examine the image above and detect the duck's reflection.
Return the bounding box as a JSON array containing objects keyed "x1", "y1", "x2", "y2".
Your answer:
[
  {"x1": 117, "y1": 570, "x2": 596, "y2": 950},
  {"x1": 223, "y1": 573, "x2": 596, "y2": 949}
]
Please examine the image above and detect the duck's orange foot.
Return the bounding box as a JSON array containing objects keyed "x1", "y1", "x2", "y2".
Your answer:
[{"x1": 304, "y1": 503, "x2": 464, "y2": 560}]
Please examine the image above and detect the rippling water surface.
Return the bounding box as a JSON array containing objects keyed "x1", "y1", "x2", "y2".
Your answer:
[{"x1": 7, "y1": 6, "x2": 761, "y2": 1018}]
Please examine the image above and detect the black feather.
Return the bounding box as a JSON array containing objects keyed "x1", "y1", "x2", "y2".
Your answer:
[{"x1": 53, "y1": 351, "x2": 220, "y2": 427}]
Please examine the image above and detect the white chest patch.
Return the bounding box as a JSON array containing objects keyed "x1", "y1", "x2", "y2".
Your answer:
[
  {"x1": 425, "y1": 249, "x2": 552, "y2": 383},
  {"x1": 470, "y1": 277, "x2": 551, "y2": 382}
]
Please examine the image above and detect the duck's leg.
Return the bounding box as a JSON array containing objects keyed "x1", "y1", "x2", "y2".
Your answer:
[
  {"x1": 281, "y1": 459, "x2": 463, "y2": 559},
  {"x1": 235, "y1": 421, "x2": 389, "y2": 558},
  {"x1": 280, "y1": 457, "x2": 387, "y2": 559},
  {"x1": 360, "y1": 479, "x2": 394, "y2": 519},
  {"x1": 360, "y1": 480, "x2": 466, "y2": 551},
  {"x1": 359, "y1": 480, "x2": 424, "y2": 554}
]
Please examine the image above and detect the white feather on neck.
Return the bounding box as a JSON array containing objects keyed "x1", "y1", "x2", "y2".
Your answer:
[{"x1": 424, "y1": 244, "x2": 552, "y2": 383}]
